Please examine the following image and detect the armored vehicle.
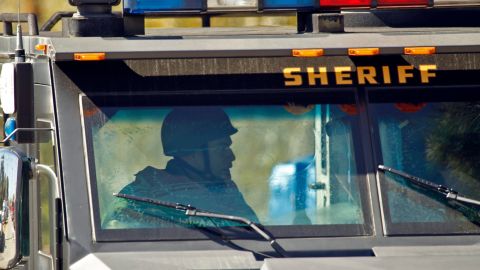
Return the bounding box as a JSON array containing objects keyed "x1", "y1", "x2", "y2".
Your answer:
[{"x1": 0, "y1": 0, "x2": 480, "y2": 269}]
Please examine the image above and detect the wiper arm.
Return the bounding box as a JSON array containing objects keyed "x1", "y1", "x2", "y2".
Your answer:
[
  {"x1": 113, "y1": 192, "x2": 289, "y2": 258},
  {"x1": 378, "y1": 165, "x2": 480, "y2": 207}
]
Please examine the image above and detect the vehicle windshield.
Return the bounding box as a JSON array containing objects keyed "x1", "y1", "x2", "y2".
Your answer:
[
  {"x1": 82, "y1": 89, "x2": 480, "y2": 240},
  {"x1": 81, "y1": 95, "x2": 371, "y2": 240},
  {"x1": 369, "y1": 90, "x2": 480, "y2": 235}
]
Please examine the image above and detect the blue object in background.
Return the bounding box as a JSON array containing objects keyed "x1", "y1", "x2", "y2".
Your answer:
[
  {"x1": 263, "y1": 0, "x2": 317, "y2": 9},
  {"x1": 4, "y1": 117, "x2": 16, "y2": 141},
  {"x1": 124, "y1": 0, "x2": 203, "y2": 13},
  {"x1": 268, "y1": 155, "x2": 316, "y2": 225}
]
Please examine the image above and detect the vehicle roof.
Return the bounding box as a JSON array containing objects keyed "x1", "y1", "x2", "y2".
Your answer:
[
  {"x1": 45, "y1": 28, "x2": 480, "y2": 60},
  {"x1": 0, "y1": 27, "x2": 478, "y2": 61},
  {"x1": 2, "y1": 9, "x2": 480, "y2": 61}
]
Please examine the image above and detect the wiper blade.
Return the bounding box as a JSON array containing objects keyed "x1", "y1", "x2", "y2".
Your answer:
[
  {"x1": 378, "y1": 165, "x2": 480, "y2": 207},
  {"x1": 113, "y1": 192, "x2": 289, "y2": 258},
  {"x1": 378, "y1": 165, "x2": 480, "y2": 226}
]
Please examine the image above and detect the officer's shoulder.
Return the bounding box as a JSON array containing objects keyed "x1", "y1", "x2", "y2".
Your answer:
[{"x1": 136, "y1": 166, "x2": 163, "y2": 177}]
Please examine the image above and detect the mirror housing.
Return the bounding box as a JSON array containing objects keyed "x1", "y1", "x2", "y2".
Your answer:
[
  {"x1": 0, "y1": 148, "x2": 30, "y2": 269},
  {"x1": 14, "y1": 63, "x2": 34, "y2": 143},
  {"x1": 0, "y1": 63, "x2": 35, "y2": 144}
]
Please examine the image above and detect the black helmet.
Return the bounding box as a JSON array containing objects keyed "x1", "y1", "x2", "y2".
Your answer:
[{"x1": 161, "y1": 107, "x2": 238, "y2": 156}]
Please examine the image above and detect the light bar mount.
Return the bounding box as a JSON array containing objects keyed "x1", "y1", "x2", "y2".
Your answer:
[{"x1": 65, "y1": 1, "x2": 123, "y2": 37}]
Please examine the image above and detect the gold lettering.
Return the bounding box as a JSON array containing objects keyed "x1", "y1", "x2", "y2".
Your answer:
[
  {"x1": 283, "y1": 64, "x2": 436, "y2": 86},
  {"x1": 283, "y1": 67, "x2": 303, "y2": 86},
  {"x1": 307, "y1": 67, "x2": 328, "y2": 86},
  {"x1": 335, "y1": 66, "x2": 353, "y2": 85},
  {"x1": 419, "y1": 65, "x2": 437, "y2": 83},
  {"x1": 357, "y1": 66, "x2": 378, "y2": 85},
  {"x1": 398, "y1": 65, "x2": 414, "y2": 84},
  {"x1": 382, "y1": 66, "x2": 392, "y2": 84}
]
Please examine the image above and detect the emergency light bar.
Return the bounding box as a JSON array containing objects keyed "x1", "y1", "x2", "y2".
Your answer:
[
  {"x1": 124, "y1": 0, "x2": 318, "y2": 13},
  {"x1": 123, "y1": 0, "x2": 480, "y2": 13}
]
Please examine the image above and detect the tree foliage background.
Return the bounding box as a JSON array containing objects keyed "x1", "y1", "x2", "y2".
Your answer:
[
  {"x1": 1, "y1": 0, "x2": 75, "y2": 30},
  {"x1": 427, "y1": 102, "x2": 480, "y2": 191}
]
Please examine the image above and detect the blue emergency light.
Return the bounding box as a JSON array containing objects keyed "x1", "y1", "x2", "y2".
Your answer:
[
  {"x1": 124, "y1": 0, "x2": 203, "y2": 13},
  {"x1": 263, "y1": 0, "x2": 317, "y2": 8},
  {"x1": 123, "y1": 0, "x2": 318, "y2": 14},
  {"x1": 4, "y1": 117, "x2": 16, "y2": 141}
]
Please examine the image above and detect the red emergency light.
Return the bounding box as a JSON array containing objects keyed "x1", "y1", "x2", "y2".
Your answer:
[
  {"x1": 339, "y1": 104, "x2": 359, "y2": 115},
  {"x1": 395, "y1": 103, "x2": 426, "y2": 112},
  {"x1": 319, "y1": 0, "x2": 429, "y2": 8}
]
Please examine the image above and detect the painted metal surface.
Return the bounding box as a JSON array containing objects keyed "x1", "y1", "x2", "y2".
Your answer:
[
  {"x1": 47, "y1": 30, "x2": 480, "y2": 60},
  {"x1": 2, "y1": 9, "x2": 480, "y2": 269},
  {"x1": 51, "y1": 57, "x2": 480, "y2": 269},
  {"x1": 262, "y1": 253, "x2": 480, "y2": 270}
]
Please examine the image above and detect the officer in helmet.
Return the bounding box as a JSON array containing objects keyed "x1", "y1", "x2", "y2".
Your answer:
[
  {"x1": 107, "y1": 107, "x2": 258, "y2": 228},
  {"x1": 160, "y1": 107, "x2": 239, "y2": 182}
]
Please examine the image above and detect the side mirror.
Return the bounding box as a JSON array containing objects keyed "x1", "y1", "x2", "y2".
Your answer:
[{"x1": 0, "y1": 148, "x2": 30, "y2": 269}]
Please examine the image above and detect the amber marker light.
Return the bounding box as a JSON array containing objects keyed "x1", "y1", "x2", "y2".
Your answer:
[
  {"x1": 404, "y1": 47, "x2": 436, "y2": 55},
  {"x1": 74, "y1": 52, "x2": 106, "y2": 61},
  {"x1": 292, "y1": 49, "x2": 324, "y2": 57},
  {"x1": 35, "y1": 44, "x2": 48, "y2": 54},
  {"x1": 348, "y1": 48, "x2": 380, "y2": 56}
]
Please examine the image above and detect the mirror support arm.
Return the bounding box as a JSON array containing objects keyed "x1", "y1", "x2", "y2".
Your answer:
[
  {"x1": 36, "y1": 164, "x2": 59, "y2": 198},
  {"x1": 1, "y1": 128, "x2": 54, "y2": 143},
  {"x1": 35, "y1": 163, "x2": 62, "y2": 269}
]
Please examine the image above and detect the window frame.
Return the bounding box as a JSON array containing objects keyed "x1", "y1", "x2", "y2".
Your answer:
[{"x1": 79, "y1": 90, "x2": 375, "y2": 242}]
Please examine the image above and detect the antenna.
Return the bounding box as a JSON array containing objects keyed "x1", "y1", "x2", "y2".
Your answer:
[
  {"x1": 14, "y1": 0, "x2": 25, "y2": 63},
  {"x1": 17, "y1": 0, "x2": 20, "y2": 24}
]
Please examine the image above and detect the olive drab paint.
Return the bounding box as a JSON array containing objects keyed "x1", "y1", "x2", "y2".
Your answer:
[{"x1": 283, "y1": 65, "x2": 437, "y2": 86}]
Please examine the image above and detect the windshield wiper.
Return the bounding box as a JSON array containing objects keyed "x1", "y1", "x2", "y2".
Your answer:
[
  {"x1": 378, "y1": 165, "x2": 480, "y2": 226},
  {"x1": 113, "y1": 192, "x2": 289, "y2": 258},
  {"x1": 378, "y1": 165, "x2": 480, "y2": 207}
]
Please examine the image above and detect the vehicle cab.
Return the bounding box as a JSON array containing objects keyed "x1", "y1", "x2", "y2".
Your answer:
[{"x1": 0, "y1": 0, "x2": 480, "y2": 269}]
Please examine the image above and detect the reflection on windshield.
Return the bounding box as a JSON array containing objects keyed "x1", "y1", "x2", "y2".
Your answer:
[
  {"x1": 373, "y1": 101, "x2": 480, "y2": 234},
  {"x1": 82, "y1": 101, "x2": 367, "y2": 231}
]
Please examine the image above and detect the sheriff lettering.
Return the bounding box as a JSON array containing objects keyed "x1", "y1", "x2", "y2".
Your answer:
[{"x1": 283, "y1": 65, "x2": 437, "y2": 86}]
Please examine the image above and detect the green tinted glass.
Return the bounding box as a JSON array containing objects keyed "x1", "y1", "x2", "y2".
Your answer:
[
  {"x1": 82, "y1": 101, "x2": 369, "y2": 234},
  {"x1": 372, "y1": 101, "x2": 480, "y2": 234}
]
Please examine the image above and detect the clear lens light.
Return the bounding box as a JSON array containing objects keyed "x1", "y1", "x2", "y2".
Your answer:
[
  {"x1": 434, "y1": 0, "x2": 480, "y2": 6},
  {"x1": 208, "y1": 0, "x2": 257, "y2": 8}
]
